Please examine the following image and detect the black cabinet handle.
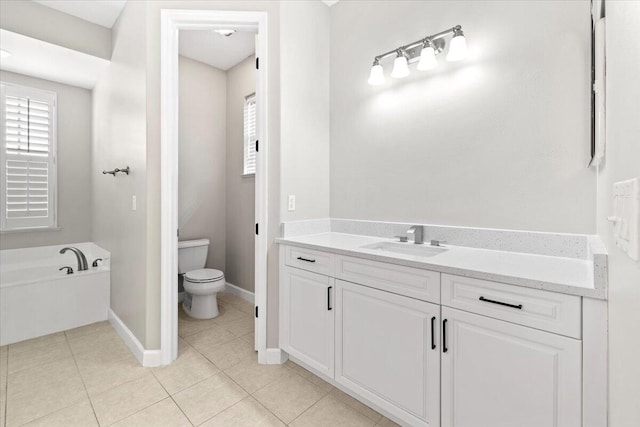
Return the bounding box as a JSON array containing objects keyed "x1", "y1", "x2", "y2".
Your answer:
[
  {"x1": 479, "y1": 296, "x2": 523, "y2": 310},
  {"x1": 296, "y1": 256, "x2": 316, "y2": 263},
  {"x1": 442, "y1": 319, "x2": 448, "y2": 353},
  {"x1": 430, "y1": 316, "x2": 436, "y2": 350},
  {"x1": 327, "y1": 286, "x2": 333, "y2": 311}
]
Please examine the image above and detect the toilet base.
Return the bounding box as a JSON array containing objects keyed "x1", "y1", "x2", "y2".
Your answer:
[{"x1": 182, "y1": 292, "x2": 220, "y2": 319}]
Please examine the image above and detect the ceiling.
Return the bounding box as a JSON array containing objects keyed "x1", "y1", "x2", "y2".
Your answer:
[
  {"x1": 32, "y1": 0, "x2": 336, "y2": 30},
  {"x1": 179, "y1": 30, "x2": 256, "y2": 71},
  {"x1": 32, "y1": 0, "x2": 126, "y2": 28},
  {"x1": 0, "y1": 29, "x2": 110, "y2": 89}
]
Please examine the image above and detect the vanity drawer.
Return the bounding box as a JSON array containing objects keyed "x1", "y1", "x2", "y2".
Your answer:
[
  {"x1": 284, "y1": 246, "x2": 335, "y2": 276},
  {"x1": 441, "y1": 274, "x2": 581, "y2": 338},
  {"x1": 335, "y1": 255, "x2": 440, "y2": 304}
]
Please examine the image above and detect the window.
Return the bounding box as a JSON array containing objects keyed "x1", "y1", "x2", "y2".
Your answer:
[
  {"x1": 243, "y1": 93, "x2": 257, "y2": 175},
  {"x1": 0, "y1": 83, "x2": 57, "y2": 231}
]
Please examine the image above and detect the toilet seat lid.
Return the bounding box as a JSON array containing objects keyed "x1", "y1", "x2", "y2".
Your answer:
[{"x1": 185, "y1": 268, "x2": 224, "y2": 283}]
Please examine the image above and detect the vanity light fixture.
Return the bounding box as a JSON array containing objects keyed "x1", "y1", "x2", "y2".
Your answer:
[
  {"x1": 367, "y1": 59, "x2": 385, "y2": 85},
  {"x1": 214, "y1": 29, "x2": 236, "y2": 37},
  {"x1": 367, "y1": 25, "x2": 468, "y2": 85},
  {"x1": 417, "y1": 40, "x2": 438, "y2": 71},
  {"x1": 446, "y1": 27, "x2": 469, "y2": 62},
  {"x1": 391, "y1": 51, "x2": 410, "y2": 79},
  {"x1": 0, "y1": 49, "x2": 11, "y2": 59}
]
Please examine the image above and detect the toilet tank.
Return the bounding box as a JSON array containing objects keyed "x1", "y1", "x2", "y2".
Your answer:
[{"x1": 178, "y1": 239, "x2": 210, "y2": 274}]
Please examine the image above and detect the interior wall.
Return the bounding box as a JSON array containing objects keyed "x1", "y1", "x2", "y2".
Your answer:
[
  {"x1": 0, "y1": 71, "x2": 92, "y2": 250},
  {"x1": 0, "y1": 0, "x2": 111, "y2": 60},
  {"x1": 329, "y1": 0, "x2": 595, "y2": 234},
  {"x1": 178, "y1": 55, "x2": 227, "y2": 272},
  {"x1": 280, "y1": 0, "x2": 331, "y2": 222},
  {"x1": 145, "y1": 0, "x2": 281, "y2": 349},
  {"x1": 226, "y1": 54, "x2": 256, "y2": 292},
  {"x1": 92, "y1": 0, "x2": 149, "y2": 346},
  {"x1": 599, "y1": 2, "x2": 640, "y2": 425}
]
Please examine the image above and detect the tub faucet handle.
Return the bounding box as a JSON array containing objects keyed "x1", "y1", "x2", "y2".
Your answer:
[
  {"x1": 59, "y1": 266, "x2": 74, "y2": 275},
  {"x1": 92, "y1": 258, "x2": 103, "y2": 267}
]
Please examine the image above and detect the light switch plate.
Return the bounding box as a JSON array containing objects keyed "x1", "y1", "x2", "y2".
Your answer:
[{"x1": 611, "y1": 178, "x2": 639, "y2": 261}]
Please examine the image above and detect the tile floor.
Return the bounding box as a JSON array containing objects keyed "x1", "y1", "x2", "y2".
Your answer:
[{"x1": 0, "y1": 292, "x2": 398, "y2": 427}]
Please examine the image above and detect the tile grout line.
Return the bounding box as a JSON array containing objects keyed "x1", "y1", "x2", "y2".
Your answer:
[
  {"x1": 146, "y1": 371, "x2": 195, "y2": 427},
  {"x1": 247, "y1": 365, "x2": 334, "y2": 426},
  {"x1": 177, "y1": 305, "x2": 269, "y2": 426},
  {"x1": 65, "y1": 331, "x2": 101, "y2": 426},
  {"x1": 250, "y1": 395, "x2": 291, "y2": 426},
  {"x1": 17, "y1": 334, "x2": 97, "y2": 427},
  {"x1": 281, "y1": 378, "x2": 334, "y2": 426}
]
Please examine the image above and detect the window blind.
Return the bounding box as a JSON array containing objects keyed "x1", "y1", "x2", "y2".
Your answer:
[
  {"x1": 243, "y1": 94, "x2": 257, "y2": 175},
  {"x1": 0, "y1": 83, "x2": 57, "y2": 231}
]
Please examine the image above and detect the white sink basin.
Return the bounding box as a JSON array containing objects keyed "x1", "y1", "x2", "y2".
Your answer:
[{"x1": 360, "y1": 242, "x2": 448, "y2": 258}]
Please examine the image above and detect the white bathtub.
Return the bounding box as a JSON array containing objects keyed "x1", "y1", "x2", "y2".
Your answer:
[{"x1": 0, "y1": 242, "x2": 111, "y2": 346}]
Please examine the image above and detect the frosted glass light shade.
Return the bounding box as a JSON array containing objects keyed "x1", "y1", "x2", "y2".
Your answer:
[
  {"x1": 368, "y1": 64, "x2": 385, "y2": 85},
  {"x1": 417, "y1": 46, "x2": 438, "y2": 71},
  {"x1": 446, "y1": 34, "x2": 469, "y2": 62},
  {"x1": 391, "y1": 56, "x2": 410, "y2": 79}
]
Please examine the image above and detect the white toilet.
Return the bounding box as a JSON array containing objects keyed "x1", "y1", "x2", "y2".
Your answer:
[{"x1": 178, "y1": 239, "x2": 225, "y2": 319}]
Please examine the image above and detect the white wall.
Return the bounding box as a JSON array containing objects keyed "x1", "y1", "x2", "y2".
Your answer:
[
  {"x1": 178, "y1": 55, "x2": 227, "y2": 271},
  {"x1": 226, "y1": 54, "x2": 256, "y2": 292},
  {"x1": 92, "y1": 1, "x2": 149, "y2": 346},
  {"x1": 599, "y1": 2, "x2": 640, "y2": 425},
  {"x1": 0, "y1": 71, "x2": 92, "y2": 250},
  {"x1": 0, "y1": 0, "x2": 111, "y2": 59},
  {"x1": 329, "y1": 0, "x2": 595, "y2": 234},
  {"x1": 281, "y1": 0, "x2": 331, "y2": 221}
]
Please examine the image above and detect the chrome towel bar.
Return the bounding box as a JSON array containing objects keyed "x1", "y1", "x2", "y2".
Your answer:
[{"x1": 102, "y1": 166, "x2": 130, "y2": 177}]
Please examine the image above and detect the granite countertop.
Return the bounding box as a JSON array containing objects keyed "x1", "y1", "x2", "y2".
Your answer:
[{"x1": 276, "y1": 232, "x2": 607, "y2": 300}]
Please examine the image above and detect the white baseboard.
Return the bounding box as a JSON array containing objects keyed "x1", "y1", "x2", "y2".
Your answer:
[
  {"x1": 265, "y1": 348, "x2": 288, "y2": 364},
  {"x1": 108, "y1": 309, "x2": 163, "y2": 367},
  {"x1": 225, "y1": 282, "x2": 255, "y2": 304}
]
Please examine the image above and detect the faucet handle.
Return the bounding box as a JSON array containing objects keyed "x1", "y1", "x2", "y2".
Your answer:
[
  {"x1": 92, "y1": 258, "x2": 103, "y2": 268},
  {"x1": 59, "y1": 266, "x2": 73, "y2": 275},
  {"x1": 430, "y1": 240, "x2": 447, "y2": 247},
  {"x1": 394, "y1": 235, "x2": 408, "y2": 243}
]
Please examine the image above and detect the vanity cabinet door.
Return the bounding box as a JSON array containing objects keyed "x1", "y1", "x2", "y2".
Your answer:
[
  {"x1": 441, "y1": 307, "x2": 582, "y2": 427},
  {"x1": 280, "y1": 266, "x2": 334, "y2": 377},
  {"x1": 335, "y1": 280, "x2": 440, "y2": 427}
]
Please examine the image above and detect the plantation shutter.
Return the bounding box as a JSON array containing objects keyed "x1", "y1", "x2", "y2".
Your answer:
[
  {"x1": 0, "y1": 83, "x2": 57, "y2": 231},
  {"x1": 243, "y1": 94, "x2": 257, "y2": 175}
]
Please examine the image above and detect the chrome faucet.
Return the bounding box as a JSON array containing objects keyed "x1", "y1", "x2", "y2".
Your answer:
[
  {"x1": 60, "y1": 247, "x2": 89, "y2": 271},
  {"x1": 407, "y1": 225, "x2": 424, "y2": 245}
]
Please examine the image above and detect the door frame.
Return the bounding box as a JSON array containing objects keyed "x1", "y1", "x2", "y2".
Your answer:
[{"x1": 160, "y1": 9, "x2": 269, "y2": 365}]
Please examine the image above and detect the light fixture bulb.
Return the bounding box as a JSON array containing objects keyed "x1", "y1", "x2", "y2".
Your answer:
[
  {"x1": 391, "y1": 53, "x2": 410, "y2": 79},
  {"x1": 417, "y1": 44, "x2": 438, "y2": 71},
  {"x1": 214, "y1": 29, "x2": 236, "y2": 37},
  {"x1": 368, "y1": 62, "x2": 385, "y2": 86},
  {"x1": 0, "y1": 49, "x2": 11, "y2": 59},
  {"x1": 446, "y1": 31, "x2": 468, "y2": 62}
]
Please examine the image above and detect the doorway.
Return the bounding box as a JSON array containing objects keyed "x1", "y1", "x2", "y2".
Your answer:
[{"x1": 160, "y1": 10, "x2": 269, "y2": 365}]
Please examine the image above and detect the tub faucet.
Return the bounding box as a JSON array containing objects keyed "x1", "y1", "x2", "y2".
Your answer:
[
  {"x1": 407, "y1": 225, "x2": 424, "y2": 245},
  {"x1": 60, "y1": 247, "x2": 88, "y2": 271}
]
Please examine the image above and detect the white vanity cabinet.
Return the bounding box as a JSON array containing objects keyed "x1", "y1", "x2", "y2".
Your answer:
[
  {"x1": 279, "y1": 244, "x2": 593, "y2": 427},
  {"x1": 440, "y1": 306, "x2": 582, "y2": 427},
  {"x1": 335, "y1": 279, "x2": 440, "y2": 427},
  {"x1": 280, "y1": 266, "x2": 335, "y2": 378}
]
